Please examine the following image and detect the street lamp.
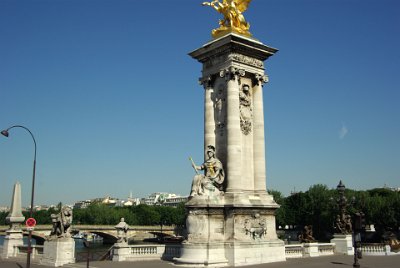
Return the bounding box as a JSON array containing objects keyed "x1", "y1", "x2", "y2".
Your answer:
[{"x1": 1, "y1": 125, "x2": 37, "y2": 268}]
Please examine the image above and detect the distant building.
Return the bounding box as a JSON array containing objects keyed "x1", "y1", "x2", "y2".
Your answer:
[
  {"x1": 141, "y1": 192, "x2": 188, "y2": 207},
  {"x1": 163, "y1": 196, "x2": 188, "y2": 207},
  {"x1": 102, "y1": 196, "x2": 118, "y2": 206},
  {"x1": 72, "y1": 192, "x2": 187, "y2": 209},
  {"x1": 73, "y1": 200, "x2": 92, "y2": 209},
  {"x1": 116, "y1": 198, "x2": 141, "y2": 207},
  {"x1": 0, "y1": 206, "x2": 9, "y2": 212}
]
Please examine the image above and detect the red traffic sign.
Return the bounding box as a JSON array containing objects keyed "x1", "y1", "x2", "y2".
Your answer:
[{"x1": 26, "y1": 218, "x2": 37, "y2": 228}]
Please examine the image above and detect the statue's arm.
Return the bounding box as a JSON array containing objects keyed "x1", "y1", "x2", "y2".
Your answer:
[{"x1": 203, "y1": 1, "x2": 223, "y2": 12}]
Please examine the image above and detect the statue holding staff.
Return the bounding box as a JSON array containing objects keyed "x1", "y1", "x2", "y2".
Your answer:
[{"x1": 189, "y1": 145, "x2": 225, "y2": 197}]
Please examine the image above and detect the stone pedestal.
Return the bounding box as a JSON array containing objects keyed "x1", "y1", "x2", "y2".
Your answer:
[
  {"x1": 303, "y1": 243, "x2": 319, "y2": 257},
  {"x1": 331, "y1": 234, "x2": 353, "y2": 255},
  {"x1": 112, "y1": 243, "x2": 130, "y2": 261},
  {"x1": 1, "y1": 230, "x2": 24, "y2": 258},
  {"x1": 175, "y1": 192, "x2": 286, "y2": 266},
  {"x1": 41, "y1": 238, "x2": 75, "y2": 267}
]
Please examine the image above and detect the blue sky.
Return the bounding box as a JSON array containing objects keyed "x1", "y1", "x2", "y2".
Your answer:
[{"x1": 1, "y1": 0, "x2": 399, "y2": 206}]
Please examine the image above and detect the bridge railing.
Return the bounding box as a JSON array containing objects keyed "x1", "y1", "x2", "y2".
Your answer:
[
  {"x1": 361, "y1": 243, "x2": 400, "y2": 256},
  {"x1": 11, "y1": 245, "x2": 44, "y2": 259},
  {"x1": 285, "y1": 243, "x2": 335, "y2": 259}
]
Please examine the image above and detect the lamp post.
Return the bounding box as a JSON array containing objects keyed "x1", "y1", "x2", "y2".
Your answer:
[{"x1": 1, "y1": 125, "x2": 37, "y2": 268}]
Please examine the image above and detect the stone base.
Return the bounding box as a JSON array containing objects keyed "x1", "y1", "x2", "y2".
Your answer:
[
  {"x1": 41, "y1": 238, "x2": 75, "y2": 267},
  {"x1": 175, "y1": 240, "x2": 285, "y2": 267},
  {"x1": 1, "y1": 231, "x2": 24, "y2": 258},
  {"x1": 175, "y1": 242, "x2": 228, "y2": 266},
  {"x1": 331, "y1": 234, "x2": 353, "y2": 255},
  {"x1": 112, "y1": 243, "x2": 130, "y2": 261},
  {"x1": 175, "y1": 192, "x2": 286, "y2": 266}
]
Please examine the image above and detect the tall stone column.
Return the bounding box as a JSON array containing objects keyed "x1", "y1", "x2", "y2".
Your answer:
[
  {"x1": 202, "y1": 76, "x2": 216, "y2": 159},
  {"x1": 253, "y1": 74, "x2": 268, "y2": 193},
  {"x1": 223, "y1": 68, "x2": 244, "y2": 193}
]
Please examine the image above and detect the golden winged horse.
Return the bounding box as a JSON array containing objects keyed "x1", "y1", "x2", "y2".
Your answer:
[{"x1": 203, "y1": 0, "x2": 252, "y2": 38}]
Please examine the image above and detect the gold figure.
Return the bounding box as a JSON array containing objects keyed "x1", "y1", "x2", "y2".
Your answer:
[{"x1": 202, "y1": 0, "x2": 252, "y2": 38}]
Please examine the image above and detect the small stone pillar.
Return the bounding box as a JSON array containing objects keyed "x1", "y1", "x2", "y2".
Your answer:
[
  {"x1": 1, "y1": 182, "x2": 25, "y2": 259},
  {"x1": 303, "y1": 243, "x2": 319, "y2": 257},
  {"x1": 331, "y1": 234, "x2": 354, "y2": 255},
  {"x1": 112, "y1": 218, "x2": 130, "y2": 262}
]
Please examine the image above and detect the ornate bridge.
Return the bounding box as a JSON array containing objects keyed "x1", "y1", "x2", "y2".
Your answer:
[{"x1": 0, "y1": 225, "x2": 175, "y2": 244}]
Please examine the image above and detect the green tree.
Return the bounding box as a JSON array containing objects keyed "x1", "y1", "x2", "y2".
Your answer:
[
  {"x1": 268, "y1": 189, "x2": 285, "y2": 227},
  {"x1": 131, "y1": 204, "x2": 160, "y2": 225}
]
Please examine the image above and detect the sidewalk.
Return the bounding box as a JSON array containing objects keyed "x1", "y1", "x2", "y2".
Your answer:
[{"x1": 1, "y1": 255, "x2": 400, "y2": 268}]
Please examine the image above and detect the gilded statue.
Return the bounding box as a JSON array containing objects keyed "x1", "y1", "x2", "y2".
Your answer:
[{"x1": 202, "y1": 0, "x2": 252, "y2": 38}]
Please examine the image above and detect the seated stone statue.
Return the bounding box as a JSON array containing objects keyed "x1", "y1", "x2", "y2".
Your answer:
[
  {"x1": 334, "y1": 214, "x2": 352, "y2": 235},
  {"x1": 298, "y1": 225, "x2": 316, "y2": 243},
  {"x1": 48, "y1": 206, "x2": 73, "y2": 240},
  {"x1": 190, "y1": 145, "x2": 225, "y2": 197}
]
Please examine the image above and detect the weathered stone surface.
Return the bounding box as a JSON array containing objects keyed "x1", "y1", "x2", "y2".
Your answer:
[
  {"x1": 331, "y1": 234, "x2": 354, "y2": 255},
  {"x1": 41, "y1": 238, "x2": 75, "y2": 267}
]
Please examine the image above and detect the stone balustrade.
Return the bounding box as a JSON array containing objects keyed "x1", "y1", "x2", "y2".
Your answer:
[
  {"x1": 361, "y1": 243, "x2": 395, "y2": 256},
  {"x1": 6, "y1": 241, "x2": 400, "y2": 263},
  {"x1": 9, "y1": 245, "x2": 44, "y2": 259},
  {"x1": 284, "y1": 244, "x2": 304, "y2": 259},
  {"x1": 114, "y1": 243, "x2": 335, "y2": 261},
  {"x1": 285, "y1": 243, "x2": 335, "y2": 258}
]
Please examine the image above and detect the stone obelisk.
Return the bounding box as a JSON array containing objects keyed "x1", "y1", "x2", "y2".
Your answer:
[
  {"x1": 2, "y1": 182, "x2": 25, "y2": 258},
  {"x1": 175, "y1": 2, "x2": 286, "y2": 266}
]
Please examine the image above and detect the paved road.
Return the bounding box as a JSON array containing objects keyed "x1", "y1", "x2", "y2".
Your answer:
[{"x1": 1, "y1": 255, "x2": 400, "y2": 268}]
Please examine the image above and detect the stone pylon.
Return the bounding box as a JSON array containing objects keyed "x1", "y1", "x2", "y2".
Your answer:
[
  {"x1": 2, "y1": 182, "x2": 25, "y2": 258},
  {"x1": 175, "y1": 33, "x2": 286, "y2": 267}
]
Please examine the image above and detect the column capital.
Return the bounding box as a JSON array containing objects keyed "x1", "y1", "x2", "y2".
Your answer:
[
  {"x1": 220, "y1": 67, "x2": 245, "y2": 81},
  {"x1": 253, "y1": 73, "x2": 269, "y2": 86},
  {"x1": 199, "y1": 75, "x2": 216, "y2": 89}
]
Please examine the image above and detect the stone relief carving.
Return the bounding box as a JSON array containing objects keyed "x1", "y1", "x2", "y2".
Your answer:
[
  {"x1": 215, "y1": 84, "x2": 226, "y2": 136},
  {"x1": 239, "y1": 84, "x2": 253, "y2": 135},
  {"x1": 189, "y1": 145, "x2": 225, "y2": 197},
  {"x1": 204, "y1": 53, "x2": 264, "y2": 69},
  {"x1": 229, "y1": 53, "x2": 263, "y2": 68},
  {"x1": 244, "y1": 213, "x2": 267, "y2": 240},
  {"x1": 48, "y1": 206, "x2": 73, "y2": 240}
]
